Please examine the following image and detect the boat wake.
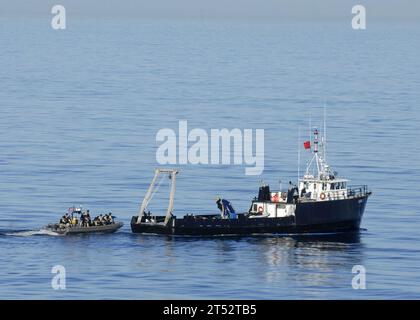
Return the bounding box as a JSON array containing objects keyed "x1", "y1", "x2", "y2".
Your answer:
[{"x1": 4, "y1": 228, "x2": 63, "y2": 237}]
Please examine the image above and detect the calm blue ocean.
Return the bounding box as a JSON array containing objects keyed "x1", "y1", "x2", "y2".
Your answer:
[{"x1": 0, "y1": 17, "x2": 419, "y2": 299}]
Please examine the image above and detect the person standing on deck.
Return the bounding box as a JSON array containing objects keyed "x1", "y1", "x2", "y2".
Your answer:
[
  {"x1": 216, "y1": 197, "x2": 237, "y2": 219},
  {"x1": 287, "y1": 181, "x2": 294, "y2": 204}
]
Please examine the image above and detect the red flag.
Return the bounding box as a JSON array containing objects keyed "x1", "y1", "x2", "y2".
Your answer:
[{"x1": 303, "y1": 141, "x2": 311, "y2": 149}]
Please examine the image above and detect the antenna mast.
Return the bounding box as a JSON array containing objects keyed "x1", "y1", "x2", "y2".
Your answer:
[
  {"x1": 303, "y1": 106, "x2": 334, "y2": 180},
  {"x1": 323, "y1": 103, "x2": 327, "y2": 161},
  {"x1": 298, "y1": 126, "x2": 301, "y2": 181},
  {"x1": 309, "y1": 112, "x2": 312, "y2": 145}
]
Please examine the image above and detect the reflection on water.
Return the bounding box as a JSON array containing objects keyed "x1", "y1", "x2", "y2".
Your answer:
[
  {"x1": 259, "y1": 233, "x2": 364, "y2": 292},
  {"x1": 0, "y1": 229, "x2": 417, "y2": 299},
  {"x1": 125, "y1": 232, "x2": 366, "y2": 298}
]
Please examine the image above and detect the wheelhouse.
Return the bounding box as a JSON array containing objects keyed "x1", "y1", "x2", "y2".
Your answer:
[{"x1": 298, "y1": 176, "x2": 349, "y2": 201}]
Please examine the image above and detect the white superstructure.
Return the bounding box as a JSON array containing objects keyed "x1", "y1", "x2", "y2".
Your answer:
[
  {"x1": 248, "y1": 126, "x2": 351, "y2": 218},
  {"x1": 299, "y1": 127, "x2": 348, "y2": 201}
]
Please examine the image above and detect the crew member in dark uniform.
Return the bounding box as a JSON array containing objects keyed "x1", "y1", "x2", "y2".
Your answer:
[{"x1": 216, "y1": 197, "x2": 237, "y2": 219}]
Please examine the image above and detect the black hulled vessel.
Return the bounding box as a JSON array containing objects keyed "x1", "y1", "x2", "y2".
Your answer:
[{"x1": 131, "y1": 128, "x2": 371, "y2": 236}]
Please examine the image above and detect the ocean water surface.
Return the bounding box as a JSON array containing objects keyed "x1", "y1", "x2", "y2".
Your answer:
[{"x1": 0, "y1": 18, "x2": 419, "y2": 299}]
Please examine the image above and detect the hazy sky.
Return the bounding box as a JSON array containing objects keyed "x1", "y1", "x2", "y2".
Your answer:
[{"x1": 1, "y1": 0, "x2": 419, "y2": 21}]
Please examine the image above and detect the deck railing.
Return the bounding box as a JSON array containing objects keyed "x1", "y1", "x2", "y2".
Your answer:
[{"x1": 347, "y1": 185, "x2": 370, "y2": 198}]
